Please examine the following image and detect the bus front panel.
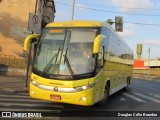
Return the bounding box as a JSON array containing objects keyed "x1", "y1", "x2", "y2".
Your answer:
[{"x1": 29, "y1": 75, "x2": 97, "y2": 106}]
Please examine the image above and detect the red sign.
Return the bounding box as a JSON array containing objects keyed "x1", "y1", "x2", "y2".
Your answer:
[
  {"x1": 32, "y1": 15, "x2": 39, "y2": 24},
  {"x1": 28, "y1": 12, "x2": 41, "y2": 33},
  {"x1": 50, "y1": 94, "x2": 61, "y2": 100}
]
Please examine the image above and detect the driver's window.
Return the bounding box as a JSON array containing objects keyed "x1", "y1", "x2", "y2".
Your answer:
[{"x1": 98, "y1": 46, "x2": 104, "y2": 68}]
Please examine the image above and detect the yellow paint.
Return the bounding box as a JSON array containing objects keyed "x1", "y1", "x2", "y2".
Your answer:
[
  {"x1": 23, "y1": 34, "x2": 40, "y2": 51},
  {"x1": 30, "y1": 73, "x2": 96, "y2": 106},
  {"x1": 46, "y1": 20, "x2": 104, "y2": 28},
  {"x1": 93, "y1": 35, "x2": 102, "y2": 53},
  {"x1": 30, "y1": 82, "x2": 95, "y2": 106}
]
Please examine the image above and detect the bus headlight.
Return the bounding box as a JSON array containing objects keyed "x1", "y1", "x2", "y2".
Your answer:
[
  {"x1": 74, "y1": 81, "x2": 97, "y2": 91},
  {"x1": 31, "y1": 80, "x2": 40, "y2": 86}
]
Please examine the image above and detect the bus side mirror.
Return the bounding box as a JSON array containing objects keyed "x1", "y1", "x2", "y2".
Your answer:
[
  {"x1": 93, "y1": 35, "x2": 102, "y2": 54},
  {"x1": 98, "y1": 46, "x2": 105, "y2": 67},
  {"x1": 23, "y1": 34, "x2": 40, "y2": 51}
]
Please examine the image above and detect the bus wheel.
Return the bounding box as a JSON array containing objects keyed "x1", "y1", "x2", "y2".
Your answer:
[
  {"x1": 124, "y1": 78, "x2": 130, "y2": 92},
  {"x1": 96, "y1": 84, "x2": 110, "y2": 106}
]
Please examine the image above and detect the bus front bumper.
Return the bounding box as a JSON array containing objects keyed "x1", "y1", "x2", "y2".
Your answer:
[{"x1": 29, "y1": 82, "x2": 95, "y2": 106}]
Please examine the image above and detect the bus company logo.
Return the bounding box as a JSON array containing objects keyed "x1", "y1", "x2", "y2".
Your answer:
[
  {"x1": 2, "y1": 112, "x2": 11, "y2": 117},
  {"x1": 53, "y1": 87, "x2": 58, "y2": 92},
  {"x1": 49, "y1": 82, "x2": 63, "y2": 86}
]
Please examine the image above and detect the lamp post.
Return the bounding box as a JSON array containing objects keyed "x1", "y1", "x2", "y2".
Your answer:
[
  {"x1": 34, "y1": 0, "x2": 38, "y2": 15},
  {"x1": 71, "y1": 0, "x2": 75, "y2": 20}
]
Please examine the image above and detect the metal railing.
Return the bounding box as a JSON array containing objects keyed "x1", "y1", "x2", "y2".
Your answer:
[{"x1": 0, "y1": 54, "x2": 28, "y2": 76}]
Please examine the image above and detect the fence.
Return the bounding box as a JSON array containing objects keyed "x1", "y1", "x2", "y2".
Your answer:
[
  {"x1": 0, "y1": 54, "x2": 28, "y2": 76},
  {"x1": 133, "y1": 68, "x2": 160, "y2": 80},
  {"x1": 0, "y1": 54, "x2": 27, "y2": 68}
]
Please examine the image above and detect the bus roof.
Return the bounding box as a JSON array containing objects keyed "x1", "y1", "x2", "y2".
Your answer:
[{"x1": 46, "y1": 20, "x2": 112, "y2": 28}]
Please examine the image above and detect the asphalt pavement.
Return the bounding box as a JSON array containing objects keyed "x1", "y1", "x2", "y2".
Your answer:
[
  {"x1": 0, "y1": 76, "x2": 29, "y2": 94},
  {"x1": 0, "y1": 76, "x2": 160, "y2": 119}
]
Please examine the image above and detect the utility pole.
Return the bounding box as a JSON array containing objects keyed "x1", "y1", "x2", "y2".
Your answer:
[
  {"x1": 26, "y1": 0, "x2": 38, "y2": 87},
  {"x1": 148, "y1": 48, "x2": 150, "y2": 77},
  {"x1": 34, "y1": 0, "x2": 38, "y2": 15},
  {"x1": 71, "y1": 0, "x2": 75, "y2": 20}
]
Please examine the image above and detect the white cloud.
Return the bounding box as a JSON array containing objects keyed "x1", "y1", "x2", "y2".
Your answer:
[
  {"x1": 93, "y1": 0, "x2": 111, "y2": 5},
  {"x1": 118, "y1": 29, "x2": 136, "y2": 38},
  {"x1": 111, "y1": 0, "x2": 153, "y2": 12},
  {"x1": 76, "y1": 3, "x2": 87, "y2": 9},
  {"x1": 142, "y1": 39, "x2": 160, "y2": 46}
]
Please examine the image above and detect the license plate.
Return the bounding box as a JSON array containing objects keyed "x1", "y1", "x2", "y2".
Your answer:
[{"x1": 50, "y1": 94, "x2": 61, "y2": 100}]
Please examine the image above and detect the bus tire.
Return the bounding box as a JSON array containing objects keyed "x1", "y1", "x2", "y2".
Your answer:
[
  {"x1": 124, "y1": 78, "x2": 130, "y2": 92},
  {"x1": 96, "y1": 84, "x2": 110, "y2": 106}
]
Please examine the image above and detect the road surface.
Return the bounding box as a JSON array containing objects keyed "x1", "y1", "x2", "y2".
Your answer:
[{"x1": 0, "y1": 77, "x2": 160, "y2": 119}]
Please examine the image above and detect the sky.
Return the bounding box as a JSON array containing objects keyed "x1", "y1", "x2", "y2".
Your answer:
[{"x1": 54, "y1": 0, "x2": 160, "y2": 59}]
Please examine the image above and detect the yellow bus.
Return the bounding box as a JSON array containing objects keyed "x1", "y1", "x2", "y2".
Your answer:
[{"x1": 24, "y1": 20, "x2": 134, "y2": 106}]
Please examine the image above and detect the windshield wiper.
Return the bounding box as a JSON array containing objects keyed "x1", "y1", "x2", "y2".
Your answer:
[
  {"x1": 42, "y1": 46, "x2": 61, "y2": 76},
  {"x1": 63, "y1": 48, "x2": 74, "y2": 79}
]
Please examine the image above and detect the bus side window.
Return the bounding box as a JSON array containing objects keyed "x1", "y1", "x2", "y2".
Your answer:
[{"x1": 98, "y1": 46, "x2": 105, "y2": 68}]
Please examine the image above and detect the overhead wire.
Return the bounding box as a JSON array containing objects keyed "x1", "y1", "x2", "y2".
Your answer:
[
  {"x1": 55, "y1": 0, "x2": 160, "y2": 11},
  {"x1": 54, "y1": 1, "x2": 160, "y2": 26},
  {"x1": 124, "y1": 21, "x2": 160, "y2": 26},
  {"x1": 76, "y1": 2, "x2": 160, "y2": 10},
  {"x1": 55, "y1": 1, "x2": 160, "y2": 17}
]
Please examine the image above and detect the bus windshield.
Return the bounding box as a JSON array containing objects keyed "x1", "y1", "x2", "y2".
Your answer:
[{"x1": 33, "y1": 28, "x2": 98, "y2": 79}]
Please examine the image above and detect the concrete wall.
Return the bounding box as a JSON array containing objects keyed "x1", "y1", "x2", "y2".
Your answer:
[
  {"x1": 0, "y1": 0, "x2": 56, "y2": 57},
  {"x1": 144, "y1": 60, "x2": 160, "y2": 67},
  {"x1": 0, "y1": 0, "x2": 36, "y2": 57}
]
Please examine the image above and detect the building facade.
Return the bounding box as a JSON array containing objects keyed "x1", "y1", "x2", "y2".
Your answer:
[{"x1": 0, "y1": 0, "x2": 55, "y2": 57}]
